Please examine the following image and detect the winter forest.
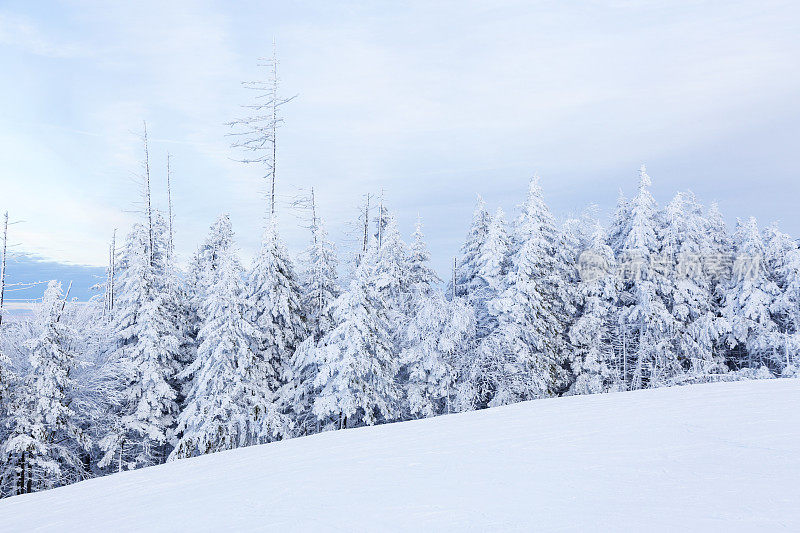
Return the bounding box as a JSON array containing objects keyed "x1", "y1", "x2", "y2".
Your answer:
[{"x1": 2, "y1": 50, "x2": 800, "y2": 499}]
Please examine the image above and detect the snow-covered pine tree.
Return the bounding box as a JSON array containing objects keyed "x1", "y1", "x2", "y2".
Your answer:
[
  {"x1": 99, "y1": 214, "x2": 182, "y2": 470},
  {"x1": 246, "y1": 218, "x2": 307, "y2": 407},
  {"x1": 661, "y1": 192, "x2": 721, "y2": 379},
  {"x1": 170, "y1": 215, "x2": 289, "y2": 459},
  {"x1": 407, "y1": 217, "x2": 440, "y2": 301},
  {"x1": 302, "y1": 212, "x2": 340, "y2": 342},
  {"x1": 552, "y1": 214, "x2": 585, "y2": 389},
  {"x1": 456, "y1": 207, "x2": 511, "y2": 409},
  {"x1": 399, "y1": 218, "x2": 475, "y2": 418},
  {"x1": 614, "y1": 165, "x2": 678, "y2": 389},
  {"x1": 763, "y1": 224, "x2": 800, "y2": 374},
  {"x1": 286, "y1": 211, "x2": 340, "y2": 435},
  {"x1": 568, "y1": 221, "x2": 622, "y2": 394},
  {"x1": 607, "y1": 190, "x2": 630, "y2": 255},
  {"x1": 481, "y1": 178, "x2": 565, "y2": 406},
  {"x1": 2, "y1": 282, "x2": 89, "y2": 494},
  {"x1": 312, "y1": 243, "x2": 401, "y2": 429},
  {"x1": 371, "y1": 210, "x2": 410, "y2": 321},
  {"x1": 720, "y1": 217, "x2": 781, "y2": 372},
  {"x1": 474, "y1": 207, "x2": 510, "y2": 338},
  {"x1": 0, "y1": 335, "x2": 15, "y2": 497},
  {"x1": 401, "y1": 290, "x2": 475, "y2": 418},
  {"x1": 450, "y1": 196, "x2": 492, "y2": 300},
  {"x1": 702, "y1": 202, "x2": 735, "y2": 367}
]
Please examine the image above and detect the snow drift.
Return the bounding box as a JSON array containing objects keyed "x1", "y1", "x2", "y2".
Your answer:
[{"x1": 1, "y1": 379, "x2": 798, "y2": 532}]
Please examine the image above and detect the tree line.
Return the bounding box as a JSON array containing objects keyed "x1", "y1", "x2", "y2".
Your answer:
[{"x1": 1, "y1": 162, "x2": 798, "y2": 497}]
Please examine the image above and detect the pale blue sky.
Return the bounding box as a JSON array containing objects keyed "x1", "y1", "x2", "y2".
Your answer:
[{"x1": 1, "y1": 0, "x2": 798, "y2": 290}]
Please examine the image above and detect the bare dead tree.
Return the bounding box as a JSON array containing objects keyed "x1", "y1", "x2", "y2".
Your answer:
[
  {"x1": 55, "y1": 281, "x2": 72, "y2": 324},
  {"x1": 0, "y1": 211, "x2": 7, "y2": 327},
  {"x1": 377, "y1": 190, "x2": 384, "y2": 249},
  {"x1": 362, "y1": 194, "x2": 372, "y2": 256},
  {"x1": 166, "y1": 153, "x2": 174, "y2": 257},
  {"x1": 227, "y1": 38, "x2": 297, "y2": 219},
  {"x1": 105, "y1": 229, "x2": 117, "y2": 316},
  {"x1": 142, "y1": 121, "x2": 154, "y2": 266},
  {"x1": 310, "y1": 187, "x2": 318, "y2": 244},
  {"x1": 452, "y1": 257, "x2": 457, "y2": 301}
]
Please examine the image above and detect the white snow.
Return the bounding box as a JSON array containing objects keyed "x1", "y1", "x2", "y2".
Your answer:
[{"x1": 1, "y1": 379, "x2": 798, "y2": 532}]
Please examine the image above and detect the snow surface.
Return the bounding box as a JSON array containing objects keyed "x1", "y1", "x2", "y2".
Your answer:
[{"x1": 1, "y1": 379, "x2": 798, "y2": 532}]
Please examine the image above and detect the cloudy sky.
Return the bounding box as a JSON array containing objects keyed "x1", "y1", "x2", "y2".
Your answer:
[{"x1": 1, "y1": 0, "x2": 798, "y2": 296}]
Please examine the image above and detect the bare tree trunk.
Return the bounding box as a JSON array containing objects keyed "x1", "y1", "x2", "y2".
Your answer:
[
  {"x1": 166, "y1": 153, "x2": 174, "y2": 257},
  {"x1": 452, "y1": 257, "x2": 457, "y2": 300},
  {"x1": 18, "y1": 451, "x2": 25, "y2": 495},
  {"x1": 142, "y1": 121, "x2": 154, "y2": 266},
  {"x1": 270, "y1": 38, "x2": 278, "y2": 218},
  {"x1": 0, "y1": 211, "x2": 7, "y2": 328},
  {"x1": 362, "y1": 194, "x2": 371, "y2": 254},
  {"x1": 377, "y1": 191, "x2": 384, "y2": 249},
  {"x1": 110, "y1": 229, "x2": 116, "y2": 312},
  {"x1": 310, "y1": 187, "x2": 317, "y2": 245},
  {"x1": 56, "y1": 281, "x2": 72, "y2": 323}
]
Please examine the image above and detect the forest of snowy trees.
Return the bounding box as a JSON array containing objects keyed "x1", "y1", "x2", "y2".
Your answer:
[
  {"x1": 1, "y1": 161, "x2": 799, "y2": 497},
  {"x1": 1, "y1": 48, "x2": 799, "y2": 498}
]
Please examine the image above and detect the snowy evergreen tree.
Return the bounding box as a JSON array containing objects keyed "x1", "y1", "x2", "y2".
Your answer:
[
  {"x1": 607, "y1": 190, "x2": 630, "y2": 255},
  {"x1": 246, "y1": 219, "x2": 307, "y2": 398},
  {"x1": 399, "y1": 218, "x2": 474, "y2": 418},
  {"x1": 371, "y1": 211, "x2": 410, "y2": 323},
  {"x1": 286, "y1": 213, "x2": 340, "y2": 435},
  {"x1": 407, "y1": 217, "x2": 440, "y2": 300},
  {"x1": 481, "y1": 178, "x2": 565, "y2": 405},
  {"x1": 720, "y1": 217, "x2": 781, "y2": 371},
  {"x1": 473, "y1": 207, "x2": 510, "y2": 338},
  {"x1": 312, "y1": 249, "x2": 401, "y2": 429},
  {"x1": 568, "y1": 222, "x2": 622, "y2": 394},
  {"x1": 2, "y1": 282, "x2": 88, "y2": 494},
  {"x1": 171, "y1": 216, "x2": 289, "y2": 459},
  {"x1": 661, "y1": 192, "x2": 721, "y2": 379},
  {"x1": 614, "y1": 166, "x2": 678, "y2": 389},
  {"x1": 763, "y1": 225, "x2": 800, "y2": 374},
  {"x1": 99, "y1": 215, "x2": 182, "y2": 470},
  {"x1": 450, "y1": 196, "x2": 492, "y2": 299},
  {"x1": 401, "y1": 291, "x2": 475, "y2": 418},
  {"x1": 302, "y1": 215, "x2": 339, "y2": 342}
]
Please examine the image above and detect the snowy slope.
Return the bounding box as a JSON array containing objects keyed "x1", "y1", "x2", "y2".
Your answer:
[{"x1": 1, "y1": 379, "x2": 798, "y2": 532}]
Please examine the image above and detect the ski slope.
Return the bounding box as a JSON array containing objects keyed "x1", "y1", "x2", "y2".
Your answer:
[{"x1": 1, "y1": 379, "x2": 798, "y2": 532}]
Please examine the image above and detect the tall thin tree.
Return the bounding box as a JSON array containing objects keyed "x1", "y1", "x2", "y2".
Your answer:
[
  {"x1": 0, "y1": 212, "x2": 7, "y2": 327},
  {"x1": 228, "y1": 39, "x2": 296, "y2": 218}
]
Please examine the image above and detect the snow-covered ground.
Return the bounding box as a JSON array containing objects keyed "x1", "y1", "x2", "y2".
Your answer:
[{"x1": 1, "y1": 379, "x2": 798, "y2": 532}]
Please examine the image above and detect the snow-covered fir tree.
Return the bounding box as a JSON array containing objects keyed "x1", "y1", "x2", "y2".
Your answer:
[
  {"x1": 762, "y1": 224, "x2": 800, "y2": 373},
  {"x1": 568, "y1": 221, "x2": 622, "y2": 394},
  {"x1": 1, "y1": 282, "x2": 88, "y2": 495},
  {"x1": 473, "y1": 207, "x2": 510, "y2": 338},
  {"x1": 450, "y1": 196, "x2": 492, "y2": 300},
  {"x1": 311, "y1": 243, "x2": 401, "y2": 429},
  {"x1": 661, "y1": 192, "x2": 721, "y2": 379},
  {"x1": 401, "y1": 290, "x2": 475, "y2": 418},
  {"x1": 171, "y1": 216, "x2": 290, "y2": 459},
  {"x1": 407, "y1": 217, "x2": 440, "y2": 302},
  {"x1": 614, "y1": 165, "x2": 678, "y2": 389},
  {"x1": 371, "y1": 211, "x2": 410, "y2": 326},
  {"x1": 399, "y1": 218, "x2": 474, "y2": 418},
  {"x1": 481, "y1": 178, "x2": 566, "y2": 405},
  {"x1": 99, "y1": 215, "x2": 182, "y2": 470},
  {"x1": 286, "y1": 213, "x2": 340, "y2": 435},
  {"x1": 246, "y1": 219, "x2": 307, "y2": 403},
  {"x1": 721, "y1": 217, "x2": 781, "y2": 371},
  {"x1": 302, "y1": 214, "x2": 339, "y2": 342}
]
